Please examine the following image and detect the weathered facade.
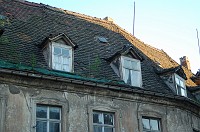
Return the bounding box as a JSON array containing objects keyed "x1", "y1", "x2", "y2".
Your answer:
[{"x1": 0, "y1": 0, "x2": 200, "y2": 132}]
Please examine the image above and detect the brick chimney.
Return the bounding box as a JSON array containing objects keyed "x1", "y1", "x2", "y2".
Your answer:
[
  {"x1": 180, "y1": 56, "x2": 191, "y2": 70},
  {"x1": 103, "y1": 17, "x2": 114, "y2": 23}
]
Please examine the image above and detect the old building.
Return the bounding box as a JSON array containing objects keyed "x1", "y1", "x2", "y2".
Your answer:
[{"x1": 0, "y1": 0, "x2": 200, "y2": 132}]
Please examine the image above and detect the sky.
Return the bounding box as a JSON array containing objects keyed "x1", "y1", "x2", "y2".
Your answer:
[{"x1": 29, "y1": 0, "x2": 200, "y2": 74}]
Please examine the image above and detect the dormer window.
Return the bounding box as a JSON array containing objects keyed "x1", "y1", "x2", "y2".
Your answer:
[
  {"x1": 41, "y1": 33, "x2": 76, "y2": 72},
  {"x1": 52, "y1": 43, "x2": 72, "y2": 72},
  {"x1": 121, "y1": 56, "x2": 142, "y2": 87},
  {"x1": 175, "y1": 74, "x2": 187, "y2": 97}
]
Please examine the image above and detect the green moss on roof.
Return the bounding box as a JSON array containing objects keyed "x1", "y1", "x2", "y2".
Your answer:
[{"x1": 0, "y1": 59, "x2": 125, "y2": 85}]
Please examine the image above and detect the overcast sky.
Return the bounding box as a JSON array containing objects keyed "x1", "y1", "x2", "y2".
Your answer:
[{"x1": 29, "y1": 0, "x2": 200, "y2": 74}]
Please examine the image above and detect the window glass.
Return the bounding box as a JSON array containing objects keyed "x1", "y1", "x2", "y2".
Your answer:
[
  {"x1": 36, "y1": 121, "x2": 47, "y2": 132},
  {"x1": 94, "y1": 126, "x2": 102, "y2": 132},
  {"x1": 104, "y1": 127, "x2": 113, "y2": 132},
  {"x1": 62, "y1": 49, "x2": 69, "y2": 57},
  {"x1": 131, "y1": 70, "x2": 141, "y2": 87},
  {"x1": 179, "y1": 80, "x2": 184, "y2": 87},
  {"x1": 104, "y1": 113, "x2": 113, "y2": 125},
  {"x1": 93, "y1": 113, "x2": 102, "y2": 124},
  {"x1": 181, "y1": 88, "x2": 186, "y2": 96},
  {"x1": 49, "y1": 122, "x2": 60, "y2": 132},
  {"x1": 54, "y1": 47, "x2": 61, "y2": 55},
  {"x1": 36, "y1": 106, "x2": 47, "y2": 118},
  {"x1": 150, "y1": 119, "x2": 159, "y2": 130},
  {"x1": 49, "y1": 107, "x2": 60, "y2": 120},
  {"x1": 142, "y1": 118, "x2": 150, "y2": 130}
]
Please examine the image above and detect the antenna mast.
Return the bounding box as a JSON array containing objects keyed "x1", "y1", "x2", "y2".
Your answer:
[
  {"x1": 133, "y1": 1, "x2": 135, "y2": 36},
  {"x1": 197, "y1": 29, "x2": 200, "y2": 56}
]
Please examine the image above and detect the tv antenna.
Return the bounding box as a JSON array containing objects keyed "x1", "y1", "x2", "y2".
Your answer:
[
  {"x1": 133, "y1": 1, "x2": 135, "y2": 36},
  {"x1": 197, "y1": 28, "x2": 200, "y2": 57}
]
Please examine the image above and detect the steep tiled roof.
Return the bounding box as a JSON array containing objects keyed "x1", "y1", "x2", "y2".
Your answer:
[{"x1": 0, "y1": 0, "x2": 197, "y2": 95}]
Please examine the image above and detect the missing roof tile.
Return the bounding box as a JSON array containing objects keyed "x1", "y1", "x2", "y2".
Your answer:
[{"x1": 98, "y1": 36, "x2": 108, "y2": 43}]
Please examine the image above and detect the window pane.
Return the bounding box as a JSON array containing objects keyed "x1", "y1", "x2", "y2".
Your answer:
[
  {"x1": 177, "y1": 85, "x2": 182, "y2": 95},
  {"x1": 123, "y1": 59, "x2": 132, "y2": 69},
  {"x1": 142, "y1": 118, "x2": 150, "y2": 130},
  {"x1": 175, "y1": 77, "x2": 180, "y2": 85},
  {"x1": 104, "y1": 113, "x2": 113, "y2": 125},
  {"x1": 123, "y1": 68, "x2": 130, "y2": 84},
  {"x1": 179, "y1": 80, "x2": 184, "y2": 87},
  {"x1": 93, "y1": 113, "x2": 102, "y2": 124},
  {"x1": 63, "y1": 57, "x2": 69, "y2": 64},
  {"x1": 93, "y1": 125, "x2": 102, "y2": 132},
  {"x1": 36, "y1": 106, "x2": 47, "y2": 118},
  {"x1": 54, "y1": 47, "x2": 61, "y2": 55},
  {"x1": 62, "y1": 49, "x2": 69, "y2": 57},
  {"x1": 131, "y1": 61, "x2": 140, "y2": 70},
  {"x1": 150, "y1": 119, "x2": 159, "y2": 130},
  {"x1": 181, "y1": 88, "x2": 186, "y2": 96},
  {"x1": 36, "y1": 121, "x2": 47, "y2": 132},
  {"x1": 50, "y1": 107, "x2": 60, "y2": 120},
  {"x1": 104, "y1": 127, "x2": 114, "y2": 132},
  {"x1": 131, "y1": 70, "x2": 141, "y2": 87},
  {"x1": 49, "y1": 122, "x2": 60, "y2": 132}
]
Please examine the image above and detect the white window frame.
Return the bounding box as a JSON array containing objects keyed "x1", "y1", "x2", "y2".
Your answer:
[
  {"x1": 93, "y1": 111, "x2": 115, "y2": 132},
  {"x1": 121, "y1": 56, "x2": 142, "y2": 87},
  {"x1": 52, "y1": 42, "x2": 73, "y2": 72},
  {"x1": 174, "y1": 74, "x2": 187, "y2": 97},
  {"x1": 88, "y1": 105, "x2": 119, "y2": 132},
  {"x1": 36, "y1": 105, "x2": 61, "y2": 132},
  {"x1": 142, "y1": 117, "x2": 161, "y2": 132}
]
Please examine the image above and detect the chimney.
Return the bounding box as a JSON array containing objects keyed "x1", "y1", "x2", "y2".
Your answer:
[
  {"x1": 180, "y1": 56, "x2": 191, "y2": 70},
  {"x1": 103, "y1": 17, "x2": 114, "y2": 23}
]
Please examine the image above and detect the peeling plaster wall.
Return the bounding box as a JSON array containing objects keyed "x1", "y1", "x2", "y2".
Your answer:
[{"x1": 0, "y1": 79, "x2": 200, "y2": 132}]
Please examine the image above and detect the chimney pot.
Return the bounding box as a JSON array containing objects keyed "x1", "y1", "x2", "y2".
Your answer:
[
  {"x1": 103, "y1": 17, "x2": 114, "y2": 23},
  {"x1": 180, "y1": 56, "x2": 191, "y2": 71}
]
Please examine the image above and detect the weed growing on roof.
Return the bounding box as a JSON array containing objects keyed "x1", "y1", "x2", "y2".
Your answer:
[
  {"x1": 89, "y1": 55, "x2": 101, "y2": 77},
  {"x1": 0, "y1": 15, "x2": 11, "y2": 27},
  {"x1": 31, "y1": 53, "x2": 36, "y2": 68},
  {"x1": 0, "y1": 36, "x2": 9, "y2": 44}
]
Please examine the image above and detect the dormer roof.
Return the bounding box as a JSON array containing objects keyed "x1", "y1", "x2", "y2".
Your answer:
[
  {"x1": 40, "y1": 33, "x2": 77, "y2": 49},
  {"x1": 156, "y1": 66, "x2": 187, "y2": 80},
  {"x1": 106, "y1": 46, "x2": 143, "y2": 62}
]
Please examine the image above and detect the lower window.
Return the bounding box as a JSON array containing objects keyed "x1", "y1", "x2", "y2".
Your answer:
[
  {"x1": 36, "y1": 105, "x2": 61, "y2": 132},
  {"x1": 93, "y1": 111, "x2": 114, "y2": 132},
  {"x1": 142, "y1": 117, "x2": 161, "y2": 132}
]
